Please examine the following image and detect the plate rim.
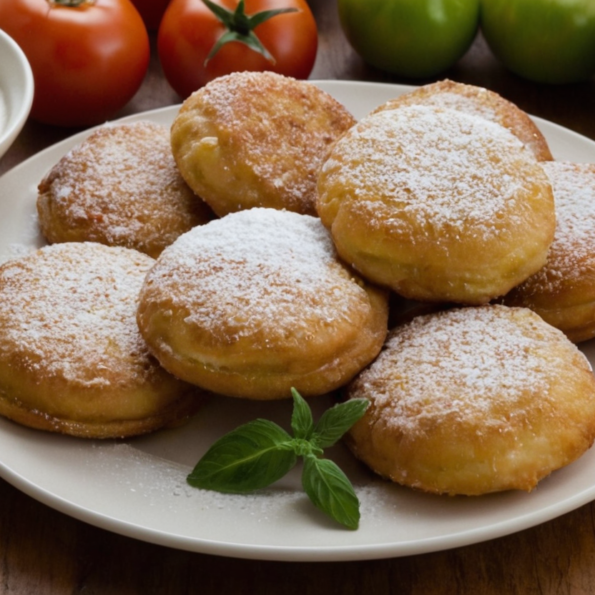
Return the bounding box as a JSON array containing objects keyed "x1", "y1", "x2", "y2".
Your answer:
[{"x1": 1, "y1": 80, "x2": 595, "y2": 562}]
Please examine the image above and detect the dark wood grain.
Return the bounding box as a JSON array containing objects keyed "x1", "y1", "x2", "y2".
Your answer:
[{"x1": 1, "y1": 1, "x2": 595, "y2": 592}]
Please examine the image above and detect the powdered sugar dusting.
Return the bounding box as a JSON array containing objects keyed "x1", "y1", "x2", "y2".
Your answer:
[
  {"x1": 321, "y1": 105, "x2": 540, "y2": 238},
  {"x1": 143, "y1": 208, "x2": 369, "y2": 342},
  {"x1": 37, "y1": 121, "x2": 206, "y2": 256},
  {"x1": 408, "y1": 90, "x2": 498, "y2": 121},
  {"x1": 184, "y1": 72, "x2": 355, "y2": 213},
  {"x1": 351, "y1": 306, "x2": 573, "y2": 434},
  {"x1": 521, "y1": 162, "x2": 595, "y2": 293},
  {"x1": 84, "y1": 442, "x2": 395, "y2": 525},
  {"x1": 0, "y1": 243, "x2": 156, "y2": 387}
]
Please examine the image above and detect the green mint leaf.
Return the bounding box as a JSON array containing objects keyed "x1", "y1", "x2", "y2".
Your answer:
[
  {"x1": 288, "y1": 437, "x2": 323, "y2": 458},
  {"x1": 187, "y1": 389, "x2": 366, "y2": 530},
  {"x1": 290, "y1": 387, "x2": 314, "y2": 440},
  {"x1": 187, "y1": 419, "x2": 296, "y2": 493},
  {"x1": 312, "y1": 398, "x2": 370, "y2": 449},
  {"x1": 301, "y1": 455, "x2": 361, "y2": 530}
]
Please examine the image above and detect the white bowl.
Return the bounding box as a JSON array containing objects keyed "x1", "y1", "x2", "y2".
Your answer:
[{"x1": 0, "y1": 29, "x2": 34, "y2": 160}]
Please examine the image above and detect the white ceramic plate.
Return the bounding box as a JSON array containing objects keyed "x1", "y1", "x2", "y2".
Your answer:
[
  {"x1": 1, "y1": 81, "x2": 595, "y2": 562},
  {"x1": 0, "y1": 28, "x2": 34, "y2": 161}
]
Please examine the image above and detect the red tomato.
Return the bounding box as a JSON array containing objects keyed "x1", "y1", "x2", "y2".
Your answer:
[
  {"x1": 0, "y1": 0, "x2": 150, "y2": 127},
  {"x1": 130, "y1": 0, "x2": 171, "y2": 29},
  {"x1": 157, "y1": 0, "x2": 318, "y2": 98}
]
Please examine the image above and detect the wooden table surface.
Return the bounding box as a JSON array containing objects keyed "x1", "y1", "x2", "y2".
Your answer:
[{"x1": 2, "y1": 2, "x2": 595, "y2": 593}]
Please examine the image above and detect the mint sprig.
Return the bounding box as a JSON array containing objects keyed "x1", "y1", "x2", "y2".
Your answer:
[{"x1": 187, "y1": 388, "x2": 369, "y2": 530}]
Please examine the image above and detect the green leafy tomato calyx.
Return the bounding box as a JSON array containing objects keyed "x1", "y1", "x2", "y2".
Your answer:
[
  {"x1": 187, "y1": 388, "x2": 370, "y2": 530},
  {"x1": 202, "y1": 0, "x2": 298, "y2": 64}
]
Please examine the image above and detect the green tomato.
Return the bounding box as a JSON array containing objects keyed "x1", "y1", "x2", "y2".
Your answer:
[
  {"x1": 337, "y1": 0, "x2": 480, "y2": 79},
  {"x1": 481, "y1": 0, "x2": 595, "y2": 84}
]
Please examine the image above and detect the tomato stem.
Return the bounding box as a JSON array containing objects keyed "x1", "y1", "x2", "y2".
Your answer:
[{"x1": 202, "y1": 0, "x2": 298, "y2": 64}]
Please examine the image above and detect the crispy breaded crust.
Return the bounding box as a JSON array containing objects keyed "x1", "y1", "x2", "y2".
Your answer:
[
  {"x1": 37, "y1": 121, "x2": 213, "y2": 258},
  {"x1": 137, "y1": 208, "x2": 389, "y2": 400},
  {"x1": 373, "y1": 79, "x2": 553, "y2": 161},
  {"x1": 0, "y1": 243, "x2": 205, "y2": 438},
  {"x1": 346, "y1": 305, "x2": 595, "y2": 496},
  {"x1": 504, "y1": 162, "x2": 595, "y2": 343},
  {"x1": 170, "y1": 72, "x2": 356, "y2": 217},
  {"x1": 317, "y1": 104, "x2": 555, "y2": 305}
]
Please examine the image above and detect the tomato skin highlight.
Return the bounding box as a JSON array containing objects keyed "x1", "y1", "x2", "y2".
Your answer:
[
  {"x1": 0, "y1": 0, "x2": 150, "y2": 127},
  {"x1": 480, "y1": 0, "x2": 595, "y2": 84},
  {"x1": 157, "y1": 0, "x2": 318, "y2": 99},
  {"x1": 337, "y1": 0, "x2": 480, "y2": 79}
]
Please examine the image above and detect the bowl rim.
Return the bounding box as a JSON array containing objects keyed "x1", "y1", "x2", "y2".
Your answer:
[{"x1": 0, "y1": 28, "x2": 34, "y2": 155}]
